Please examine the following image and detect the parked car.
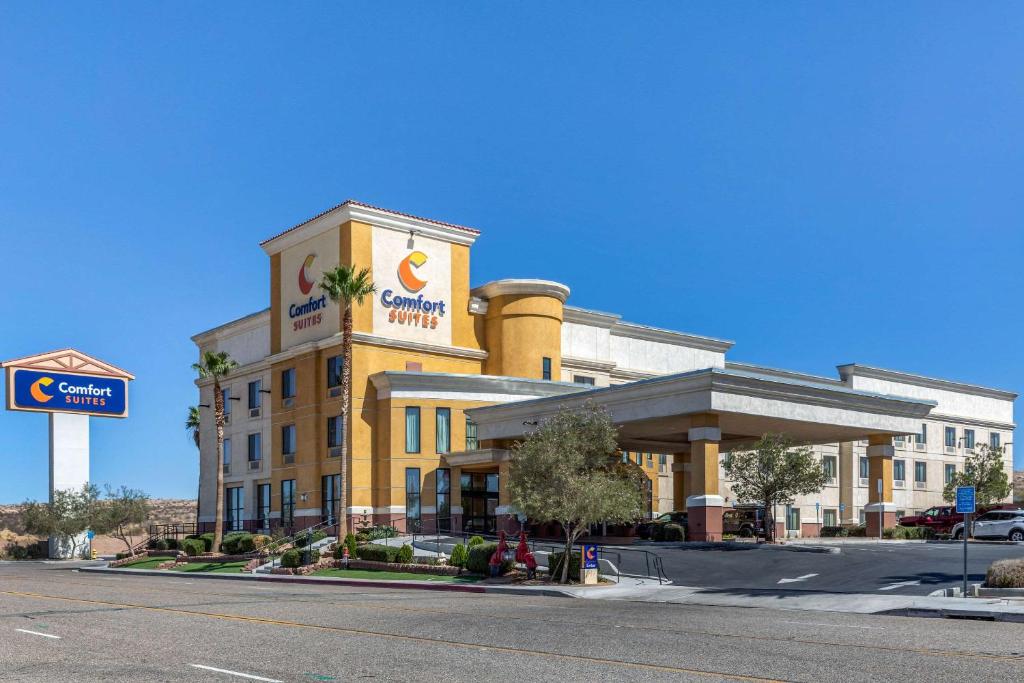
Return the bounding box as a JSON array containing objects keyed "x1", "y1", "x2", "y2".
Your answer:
[
  {"x1": 723, "y1": 507, "x2": 765, "y2": 537},
  {"x1": 951, "y1": 510, "x2": 1024, "y2": 541},
  {"x1": 899, "y1": 504, "x2": 1021, "y2": 535},
  {"x1": 637, "y1": 512, "x2": 687, "y2": 539}
]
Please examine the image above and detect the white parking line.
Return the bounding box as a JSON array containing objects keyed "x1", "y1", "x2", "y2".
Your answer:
[
  {"x1": 778, "y1": 620, "x2": 885, "y2": 630},
  {"x1": 878, "y1": 580, "x2": 921, "y2": 591},
  {"x1": 15, "y1": 629, "x2": 60, "y2": 639},
  {"x1": 777, "y1": 573, "x2": 818, "y2": 584},
  {"x1": 188, "y1": 664, "x2": 282, "y2": 682}
]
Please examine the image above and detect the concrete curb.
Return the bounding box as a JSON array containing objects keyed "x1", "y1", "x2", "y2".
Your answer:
[
  {"x1": 632, "y1": 541, "x2": 840, "y2": 554},
  {"x1": 79, "y1": 566, "x2": 577, "y2": 598}
]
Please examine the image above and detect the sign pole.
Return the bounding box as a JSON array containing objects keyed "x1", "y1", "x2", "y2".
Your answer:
[
  {"x1": 876, "y1": 478, "x2": 883, "y2": 540},
  {"x1": 955, "y1": 486, "x2": 975, "y2": 598},
  {"x1": 962, "y1": 511, "x2": 969, "y2": 597}
]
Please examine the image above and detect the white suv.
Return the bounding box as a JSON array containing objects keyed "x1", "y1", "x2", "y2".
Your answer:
[{"x1": 951, "y1": 510, "x2": 1024, "y2": 541}]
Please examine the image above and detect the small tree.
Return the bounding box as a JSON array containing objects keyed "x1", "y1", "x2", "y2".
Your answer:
[
  {"x1": 943, "y1": 444, "x2": 1012, "y2": 506},
  {"x1": 722, "y1": 433, "x2": 829, "y2": 542},
  {"x1": 509, "y1": 403, "x2": 644, "y2": 583},
  {"x1": 22, "y1": 484, "x2": 104, "y2": 558},
  {"x1": 98, "y1": 485, "x2": 151, "y2": 556},
  {"x1": 186, "y1": 405, "x2": 201, "y2": 517}
]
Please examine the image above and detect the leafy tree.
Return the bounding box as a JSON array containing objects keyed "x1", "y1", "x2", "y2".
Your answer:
[
  {"x1": 186, "y1": 405, "x2": 201, "y2": 521},
  {"x1": 318, "y1": 264, "x2": 376, "y2": 536},
  {"x1": 722, "y1": 433, "x2": 829, "y2": 542},
  {"x1": 22, "y1": 484, "x2": 104, "y2": 558},
  {"x1": 942, "y1": 444, "x2": 1011, "y2": 506},
  {"x1": 509, "y1": 403, "x2": 645, "y2": 583},
  {"x1": 192, "y1": 350, "x2": 238, "y2": 553},
  {"x1": 98, "y1": 485, "x2": 150, "y2": 555}
]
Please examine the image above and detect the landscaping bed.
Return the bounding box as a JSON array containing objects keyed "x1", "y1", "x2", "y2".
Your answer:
[{"x1": 312, "y1": 567, "x2": 481, "y2": 583}]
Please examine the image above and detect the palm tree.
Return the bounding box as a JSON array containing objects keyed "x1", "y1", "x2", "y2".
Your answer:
[
  {"x1": 186, "y1": 406, "x2": 201, "y2": 525},
  {"x1": 319, "y1": 265, "x2": 376, "y2": 536},
  {"x1": 192, "y1": 351, "x2": 238, "y2": 553}
]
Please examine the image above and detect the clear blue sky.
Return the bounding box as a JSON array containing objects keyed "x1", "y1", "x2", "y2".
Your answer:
[{"x1": 1, "y1": 4, "x2": 1021, "y2": 502}]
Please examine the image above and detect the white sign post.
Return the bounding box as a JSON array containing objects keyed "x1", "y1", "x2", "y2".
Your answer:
[{"x1": 876, "y1": 478, "x2": 883, "y2": 540}]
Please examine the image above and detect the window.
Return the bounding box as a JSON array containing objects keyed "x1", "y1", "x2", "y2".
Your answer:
[
  {"x1": 914, "y1": 461, "x2": 927, "y2": 484},
  {"x1": 247, "y1": 433, "x2": 261, "y2": 462},
  {"x1": 621, "y1": 452, "x2": 629, "y2": 463},
  {"x1": 465, "y1": 417, "x2": 478, "y2": 450},
  {"x1": 222, "y1": 388, "x2": 231, "y2": 416},
  {"x1": 823, "y1": 509, "x2": 837, "y2": 527},
  {"x1": 859, "y1": 456, "x2": 869, "y2": 480},
  {"x1": 405, "y1": 407, "x2": 421, "y2": 453},
  {"x1": 406, "y1": 468, "x2": 421, "y2": 532},
  {"x1": 991, "y1": 432, "x2": 1001, "y2": 449},
  {"x1": 647, "y1": 453, "x2": 653, "y2": 468},
  {"x1": 944, "y1": 464, "x2": 956, "y2": 485},
  {"x1": 916, "y1": 423, "x2": 927, "y2": 445},
  {"x1": 322, "y1": 474, "x2": 340, "y2": 526},
  {"x1": 327, "y1": 416, "x2": 343, "y2": 449},
  {"x1": 859, "y1": 510, "x2": 866, "y2": 525},
  {"x1": 282, "y1": 368, "x2": 296, "y2": 399},
  {"x1": 822, "y1": 456, "x2": 837, "y2": 481},
  {"x1": 573, "y1": 375, "x2": 595, "y2": 386},
  {"x1": 222, "y1": 438, "x2": 231, "y2": 469},
  {"x1": 636, "y1": 452, "x2": 642, "y2": 465},
  {"x1": 257, "y1": 484, "x2": 271, "y2": 529},
  {"x1": 542, "y1": 357, "x2": 551, "y2": 381},
  {"x1": 282, "y1": 425, "x2": 296, "y2": 455},
  {"x1": 436, "y1": 468, "x2": 451, "y2": 532},
  {"x1": 248, "y1": 380, "x2": 262, "y2": 410},
  {"x1": 786, "y1": 506, "x2": 800, "y2": 531},
  {"x1": 963, "y1": 429, "x2": 975, "y2": 450},
  {"x1": 281, "y1": 480, "x2": 295, "y2": 527},
  {"x1": 435, "y1": 408, "x2": 451, "y2": 454},
  {"x1": 945, "y1": 426, "x2": 956, "y2": 448},
  {"x1": 327, "y1": 355, "x2": 343, "y2": 389},
  {"x1": 226, "y1": 486, "x2": 244, "y2": 531},
  {"x1": 894, "y1": 459, "x2": 906, "y2": 482},
  {"x1": 659, "y1": 454, "x2": 667, "y2": 467}
]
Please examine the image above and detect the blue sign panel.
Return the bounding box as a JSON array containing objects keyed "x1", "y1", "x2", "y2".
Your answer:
[
  {"x1": 582, "y1": 544, "x2": 599, "y2": 570},
  {"x1": 11, "y1": 369, "x2": 128, "y2": 418},
  {"x1": 956, "y1": 486, "x2": 976, "y2": 514}
]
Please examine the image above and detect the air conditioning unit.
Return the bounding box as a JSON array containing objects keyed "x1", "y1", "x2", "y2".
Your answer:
[
  {"x1": 222, "y1": 464, "x2": 230, "y2": 474},
  {"x1": 249, "y1": 408, "x2": 261, "y2": 418},
  {"x1": 894, "y1": 479, "x2": 905, "y2": 488},
  {"x1": 283, "y1": 453, "x2": 295, "y2": 465},
  {"x1": 858, "y1": 477, "x2": 869, "y2": 487},
  {"x1": 328, "y1": 446, "x2": 342, "y2": 458},
  {"x1": 914, "y1": 481, "x2": 927, "y2": 490},
  {"x1": 283, "y1": 398, "x2": 294, "y2": 408},
  {"x1": 965, "y1": 448, "x2": 975, "y2": 455},
  {"x1": 944, "y1": 446, "x2": 955, "y2": 454},
  {"x1": 826, "y1": 477, "x2": 837, "y2": 486},
  {"x1": 223, "y1": 414, "x2": 231, "y2": 425},
  {"x1": 248, "y1": 460, "x2": 261, "y2": 471},
  {"x1": 914, "y1": 442, "x2": 926, "y2": 451},
  {"x1": 329, "y1": 387, "x2": 342, "y2": 398}
]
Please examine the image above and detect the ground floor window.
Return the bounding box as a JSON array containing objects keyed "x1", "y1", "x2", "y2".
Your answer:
[
  {"x1": 859, "y1": 457, "x2": 869, "y2": 481},
  {"x1": 858, "y1": 510, "x2": 866, "y2": 525},
  {"x1": 406, "y1": 468, "x2": 422, "y2": 533},
  {"x1": 226, "y1": 486, "x2": 244, "y2": 531},
  {"x1": 257, "y1": 484, "x2": 271, "y2": 529},
  {"x1": 436, "y1": 468, "x2": 451, "y2": 533},
  {"x1": 944, "y1": 464, "x2": 956, "y2": 485},
  {"x1": 461, "y1": 471, "x2": 498, "y2": 534},
  {"x1": 785, "y1": 506, "x2": 800, "y2": 531},
  {"x1": 281, "y1": 479, "x2": 295, "y2": 529},
  {"x1": 322, "y1": 474, "x2": 340, "y2": 526},
  {"x1": 822, "y1": 509, "x2": 837, "y2": 527}
]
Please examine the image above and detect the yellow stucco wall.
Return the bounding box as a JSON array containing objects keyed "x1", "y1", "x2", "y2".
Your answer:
[{"x1": 483, "y1": 293, "x2": 563, "y2": 379}]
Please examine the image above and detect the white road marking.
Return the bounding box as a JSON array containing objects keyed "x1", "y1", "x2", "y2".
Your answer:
[
  {"x1": 878, "y1": 580, "x2": 921, "y2": 591},
  {"x1": 188, "y1": 664, "x2": 282, "y2": 682},
  {"x1": 16, "y1": 629, "x2": 60, "y2": 639},
  {"x1": 778, "y1": 620, "x2": 884, "y2": 630},
  {"x1": 777, "y1": 573, "x2": 819, "y2": 584}
]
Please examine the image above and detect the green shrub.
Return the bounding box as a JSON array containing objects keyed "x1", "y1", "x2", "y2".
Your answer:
[
  {"x1": 181, "y1": 538, "x2": 206, "y2": 556},
  {"x1": 396, "y1": 544, "x2": 414, "y2": 564},
  {"x1": 820, "y1": 526, "x2": 848, "y2": 538},
  {"x1": 468, "y1": 535, "x2": 486, "y2": 547},
  {"x1": 883, "y1": 526, "x2": 935, "y2": 540},
  {"x1": 449, "y1": 543, "x2": 468, "y2": 568},
  {"x1": 364, "y1": 525, "x2": 399, "y2": 541},
  {"x1": 549, "y1": 551, "x2": 581, "y2": 582},
  {"x1": 252, "y1": 534, "x2": 272, "y2": 550},
  {"x1": 355, "y1": 543, "x2": 402, "y2": 563},
  {"x1": 280, "y1": 548, "x2": 302, "y2": 568},
  {"x1": 304, "y1": 548, "x2": 320, "y2": 565},
  {"x1": 662, "y1": 523, "x2": 685, "y2": 541},
  {"x1": 465, "y1": 542, "x2": 512, "y2": 575},
  {"x1": 344, "y1": 533, "x2": 358, "y2": 558},
  {"x1": 187, "y1": 533, "x2": 215, "y2": 552},
  {"x1": 986, "y1": 559, "x2": 1024, "y2": 588},
  {"x1": 220, "y1": 532, "x2": 254, "y2": 554},
  {"x1": 4, "y1": 544, "x2": 30, "y2": 560},
  {"x1": 846, "y1": 524, "x2": 867, "y2": 538},
  {"x1": 355, "y1": 531, "x2": 370, "y2": 544}
]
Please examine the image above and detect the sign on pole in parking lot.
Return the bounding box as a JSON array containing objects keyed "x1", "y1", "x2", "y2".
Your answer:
[
  {"x1": 956, "y1": 486, "x2": 976, "y2": 514},
  {"x1": 580, "y1": 543, "x2": 599, "y2": 585}
]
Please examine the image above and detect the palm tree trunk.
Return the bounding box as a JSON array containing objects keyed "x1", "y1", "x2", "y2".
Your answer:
[
  {"x1": 339, "y1": 306, "x2": 353, "y2": 538},
  {"x1": 213, "y1": 380, "x2": 225, "y2": 553}
]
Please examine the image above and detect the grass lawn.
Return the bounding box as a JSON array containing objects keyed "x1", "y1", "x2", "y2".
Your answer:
[
  {"x1": 170, "y1": 561, "x2": 250, "y2": 574},
  {"x1": 116, "y1": 557, "x2": 167, "y2": 570},
  {"x1": 311, "y1": 568, "x2": 481, "y2": 583}
]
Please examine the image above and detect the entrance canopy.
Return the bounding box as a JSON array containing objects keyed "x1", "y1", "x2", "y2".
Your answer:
[{"x1": 465, "y1": 367, "x2": 937, "y2": 453}]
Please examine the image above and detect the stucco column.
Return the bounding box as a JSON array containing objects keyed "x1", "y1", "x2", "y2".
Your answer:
[
  {"x1": 865, "y1": 434, "x2": 896, "y2": 537},
  {"x1": 671, "y1": 453, "x2": 689, "y2": 512},
  {"x1": 685, "y1": 415, "x2": 723, "y2": 542}
]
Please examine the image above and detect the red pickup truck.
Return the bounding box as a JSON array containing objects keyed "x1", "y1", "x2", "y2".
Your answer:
[{"x1": 899, "y1": 504, "x2": 1021, "y2": 535}]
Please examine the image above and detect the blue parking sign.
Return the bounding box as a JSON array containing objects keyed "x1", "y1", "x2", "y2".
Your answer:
[
  {"x1": 956, "y1": 486, "x2": 976, "y2": 514},
  {"x1": 582, "y1": 544, "x2": 599, "y2": 570}
]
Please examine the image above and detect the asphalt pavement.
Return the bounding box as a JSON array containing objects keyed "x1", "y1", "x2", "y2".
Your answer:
[{"x1": 2, "y1": 561, "x2": 1024, "y2": 682}]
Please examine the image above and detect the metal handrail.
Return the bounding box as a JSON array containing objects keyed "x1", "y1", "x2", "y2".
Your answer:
[{"x1": 260, "y1": 519, "x2": 336, "y2": 569}]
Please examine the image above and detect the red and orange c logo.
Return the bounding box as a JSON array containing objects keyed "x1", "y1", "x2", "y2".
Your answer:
[
  {"x1": 298, "y1": 254, "x2": 316, "y2": 295},
  {"x1": 30, "y1": 377, "x2": 54, "y2": 403},
  {"x1": 397, "y1": 251, "x2": 428, "y2": 292}
]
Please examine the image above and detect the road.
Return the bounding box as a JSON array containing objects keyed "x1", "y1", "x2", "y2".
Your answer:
[
  {"x1": 2, "y1": 562, "x2": 1024, "y2": 682},
  {"x1": 605, "y1": 541, "x2": 1024, "y2": 595}
]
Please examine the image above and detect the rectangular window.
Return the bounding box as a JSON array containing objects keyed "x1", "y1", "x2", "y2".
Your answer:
[
  {"x1": 621, "y1": 452, "x2": 629, "y2": 463},
  {"x1": 963, "y1": 429, "x2": 975, "y2": 450},
  {"x1": 322, "y1": 474, "x2": 340, "y2": 526},
  {"x1": 894, "y1": 459, "x2": 906, "y2": 482},
  {"x1": 573, "y1": 375, "x2": 595, "y2": 386},
  {"x1": 822, "y1": 456, "x2": 837, "y2": 480},
  {"x1": 659, "y1": 454, "x2": 667, "y2": 466},
  {"x1": 914, "y1": 461, "x2": 927, "y2": 484},
  {"x1": 944, "y1": 464, "x2": 956, "y2": 485},
  {"x1": 257, "y1": 484, "x2": 271, "y2": 528},
  {"x1": 281, "y1": 479, "x2": 295, "y2": 527},
  {"x1": 327, "y1": 355, "x2": 343, "y2": 389},
  {"x1": 282, "y1": 368, "x2": 296, "y2": 399},
  {"x1": 247, "y1": 433, "x2": 261, "y2": 462},
  {"x1": 406, "y1": 468, "x2": 421, "y2": 532},
  {"x1": 435, "y1": 408, "x2": 451, "y2": 454},
  {"x1": 823, "y1": 509, "x2": 837, "y2": 527},
  {"x1": 916, "y1": 423, "x2": 927, "y2": 445},
  {"x1": 542, "y1": 357, "x2": 551, "y2": 381},
  {"x1": 465, "y1": 417, "x2": 478, "y2": 450},
  {"x1": 282, "y1": 425, "x2": 296, "y2": 455},
  {"x1": 859, "y1": 456, "x2": 869, "y2": 480},
  {"x1": 327, "y1": 416, "x2": 343, "y2": 448},
  {"x1": 226, "y1": 486, "x2": 244, "y2": 531},
  {"x1": 647, "y1": 453, "x2": 653, "y2": 468},
  {"x1": 222, "y1": 388, "x2": 231, "y2": 416},
  {"x1": 636, "y1": 452, "x2": 642, "y2": 465},
  {"x1": 222, "y1": 438, "x2": 231, "y2": 468},
  {"x1": 436, "y1": 468, "x2": 451, "y2": 532},
  {"x1": 786, "y1": 506, "x2": 800, "y2": 531},
  {"x1": 990, "y1": 432, "x2": 1001, "y2": 449},
  {"x1": 945, "y1": 426, "x2": 956, "y2": 448},
  {"x1": 405, "y1": 407, "x2": 421, "y2": 453},
  {"x1": 248, "y1": 380, "x2": 262, "y2": 410},
  {"x1": 859, "y1": 510, "x2": 866, "y2": 525}
]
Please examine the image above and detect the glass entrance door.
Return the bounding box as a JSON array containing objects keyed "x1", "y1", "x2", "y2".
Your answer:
[{"x1": 460, "y1": 471, "x2": 498, "y2": 534}]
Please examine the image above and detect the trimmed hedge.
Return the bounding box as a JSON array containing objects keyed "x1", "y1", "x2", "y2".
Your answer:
[
  {"x1": 221, "y1": 532, "x2": 255, "y2": 554},
  {"x1": 549, "y1": 551, "x2": 581, "y2": 582},
  {"x1": 148, "y1": 538, "x2": 180, "y2": 551},
  {"x1": 397, "y1": 544, "x2": 414, "y2": 564},
  {"x1": 181, "y1": 538, "x2": 206, "y2": 556},
  {"x1": 846, "y1": 524, "x2": 867, "y2": 537},
  {"x1": 280, "y1": 548, "x2": 302, "y2": 568},
  {"x1": 820, "y1": 526, "x2": 848, "y2": 537},
  {"x1": 465, "y1": 542, "x2": 512, "y2": 575},
  {"x1": 450, "y1": 543, "x2": 468, "y2": 568},
  {"x1": 883, "y1": 526, "x2": 935, "y2": 540},
  {"x1": 661, "y1": 524, "x2": 685, "y2": 541},
  {"x1": 986, "y1": 559, "x2": 1024, "y2": 588},
  {"x1": 355, "y1": 543, "x2": 403, "y2": 563},
  {"x1": 467, "y1": 535, "x2": 486, "y2": 547},
  {"x1": 185, "y1": 533, "x2": 215, "y2": 553}
]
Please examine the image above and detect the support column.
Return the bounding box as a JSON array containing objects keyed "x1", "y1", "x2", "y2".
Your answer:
[
  {"x1": 671, "y1": 453, "x2": 689, "y2": 512},
  {"x1": 865, "y1": 434, "x2": 896, "y2": 537},
  {"x1": 685, "y1": 415, "x2": 723, "y2": 542},
  {"x1": 49, "y1": 413, "x2": 90, "y2": 559}
]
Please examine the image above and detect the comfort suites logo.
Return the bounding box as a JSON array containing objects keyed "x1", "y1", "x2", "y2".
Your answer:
[
  {"x1": 397, "y1": 251, "x2": 428, "y2": 293},
  {"x1": 298, "y1": 254, "x2": 316, "y2": 295},
  {"x1": 30, "y1": 377, "x2": 54, "y2": 403},
  {"x1": 380, "y1": 250, "x2": 446, "y2": 330},
  {"x1": 289, "y1": 252, "x2": 327, "y2": 332}
]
